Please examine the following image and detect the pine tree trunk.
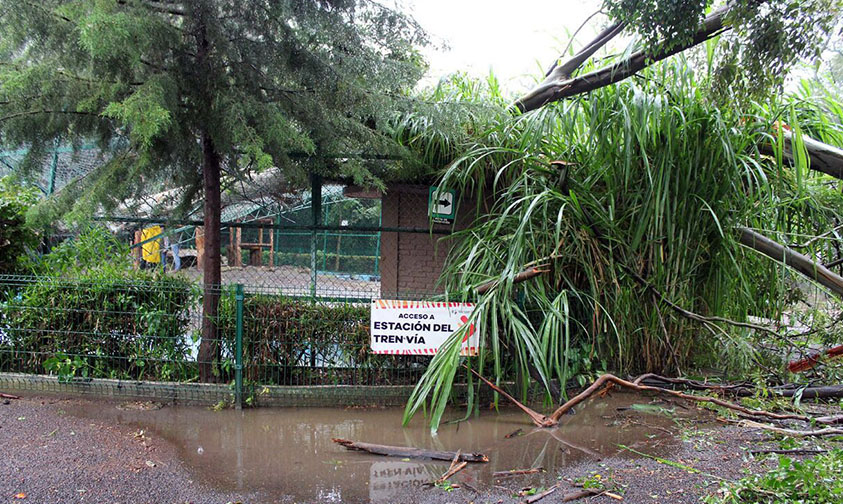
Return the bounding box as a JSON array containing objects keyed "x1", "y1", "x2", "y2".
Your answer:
[{"x1": 198, "y1": 130, "x2": 222, "y2": 382}]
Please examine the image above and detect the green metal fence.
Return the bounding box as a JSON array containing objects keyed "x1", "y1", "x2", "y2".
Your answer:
[{"x1": 0, "y1": 275, "x2": 431, "y2": 407}]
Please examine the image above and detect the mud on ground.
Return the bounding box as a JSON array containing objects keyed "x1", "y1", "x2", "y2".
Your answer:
[{"x1": 0, "y1": 394, "x2": 839, "y2": 504}]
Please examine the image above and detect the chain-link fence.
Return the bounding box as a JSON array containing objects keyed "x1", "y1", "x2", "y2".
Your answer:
[
  {"x1": 0, "y1": 182, "x2": 468, "y2": 405},
  {"x1": 0, "y1": 275, "x2": 433, "y2": 406}
]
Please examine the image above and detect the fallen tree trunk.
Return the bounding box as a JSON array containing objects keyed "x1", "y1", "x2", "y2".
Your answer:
[
  {"x1": 547, "y1": 373, "x2": 820, "y2": 424},
  {"x1": 788, "y1": 344, "x2": 843, "y2": 372},
  {"x1": 514, "y1": 5, "x2": 729, "y2": 112},
  {"x1": 738, "y1": 227, "x2": 843, "y2": 298},
  {"x1": 759, "y1": 130, "x2": 843, "y2": 180},
  {"x1": 635, "y1": 373, "x2": 843, "y2": 400},
  {"x1": 332, "y1": 438, "x2": 489, "y2": 463},
  {"x1": 772, "y1": 385, "x2": 843, "y2": 399}
]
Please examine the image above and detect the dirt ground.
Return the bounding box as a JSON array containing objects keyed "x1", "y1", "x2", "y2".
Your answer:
[
  {"x1": 0, "y1": 394, "x2": 838, "y2": 504},
  {"x1": 1, "y1": 395, "x2": 261, "y2": 504}
]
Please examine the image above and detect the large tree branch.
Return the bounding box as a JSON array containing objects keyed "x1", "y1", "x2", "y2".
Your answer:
[
  {"x1": 513, "y1": 5, "x2": 730, "y2": 113},
  {"x1": 759, "y1": 129, "x2": 843, "y2": 180},
  {"x1": 738, "y1": 227, "x2": 843, "y2": 297}
]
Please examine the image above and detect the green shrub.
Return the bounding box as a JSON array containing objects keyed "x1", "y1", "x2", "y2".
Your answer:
[
  {"x1": 0, "y1": 177, "x2": 38, "y2": 274},
  {"x1": 217, "y1": 293, "x2": 425, "y2": 386},
  {"x1": 0, "y1": 227, "x2": 197, "y2": 381},
  {"x1": 705, "y1": 450, "x2": 843, "y2": 503}
]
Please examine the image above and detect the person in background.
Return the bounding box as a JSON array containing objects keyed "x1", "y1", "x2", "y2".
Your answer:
[
  {"x1": 161, "y1": 234, "x2": 170, "y2": 272},
  {"x1": 171, "y1": 231, "x2": 181, "y2": 272},
  {"x1": 140, "y1": 225, "x2": 163, "y2": 270}
]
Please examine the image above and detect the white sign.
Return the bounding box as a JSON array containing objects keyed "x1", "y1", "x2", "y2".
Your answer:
[
  {"x1": 370, "y1": 300, "x2": 478, "y2": 355},
  {"x1": 433, "y1": 191, "x2": 453, "y2": 215}
]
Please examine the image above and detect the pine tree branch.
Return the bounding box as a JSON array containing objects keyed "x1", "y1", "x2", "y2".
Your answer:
[
  {"x1": 115, "y1": 0, "x2": 184, "y2": 16},
  {"x1": 0, "y1": 109, "x2": 101, "y2": 122}
]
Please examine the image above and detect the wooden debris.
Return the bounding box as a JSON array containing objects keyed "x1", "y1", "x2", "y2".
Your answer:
[
  {"x1": 437, "y1": 450, "x2": 468, "y2": 483},
  {"x1": 493, "y1": 467, "x2": 545, "y2": 477},
  {"x1": 736, "y1": 419, "x2": 843, "y2": 438},
  {"x1": 749, "y1": 448, "x2": 828, "y2": 455},
  {"x1": 1, "y1": 393, "x2": 21, "y2": 400},
  {"x1": 815, "y1": 415, "x2": 843, "y2": 425},
  {"x1": 332, "y1": 438, "x2": 489, "y2": 463},
  {"x1": 522, "y1": 483, "x2": 561, "y2": 503}
]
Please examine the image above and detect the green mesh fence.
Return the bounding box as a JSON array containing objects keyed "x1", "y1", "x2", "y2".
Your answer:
[{"x1": 0, "y1": 275, "x2": 430, "y2": 406}]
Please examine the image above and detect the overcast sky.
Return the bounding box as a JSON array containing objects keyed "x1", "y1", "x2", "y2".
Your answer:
[{"x1": 404, "y1": 0, "x2": 604, "y2": 92}]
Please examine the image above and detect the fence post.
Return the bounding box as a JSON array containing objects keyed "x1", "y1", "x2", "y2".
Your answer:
[
  {"x1": 310, "y1": 173, "x2": 322, "y2": 299},
  {"x1": 234, "y1": 283, "x2": 244, "y2": 410}
]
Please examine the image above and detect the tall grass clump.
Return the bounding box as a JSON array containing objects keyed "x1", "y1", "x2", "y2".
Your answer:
[{"x1": 403, "y1": 62, "x2": 843, "y2": 430}]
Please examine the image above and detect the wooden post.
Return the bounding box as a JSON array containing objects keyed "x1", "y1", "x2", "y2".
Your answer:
[
  {"x1": 235, "y1": 227, "x2": 242, "y2": 267},
  {"x1": 268, "y1": 224, "x2": 274, "y2": 267},
  {"x1": 132, "y1": 230, "x2": 142, "y2": 269},
  {"x1": 195, "y1": 226, "x2": 205, "y2": 271},
  {"x1": 249, "y1": 247, "x2": 261, "y2": 266}
]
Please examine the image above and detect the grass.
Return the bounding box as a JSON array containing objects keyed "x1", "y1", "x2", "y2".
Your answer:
[{"x1": 401, "y1": 60, "x2": 843, "y2": 431}]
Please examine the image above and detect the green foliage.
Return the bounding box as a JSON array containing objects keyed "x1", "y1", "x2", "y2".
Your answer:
[
  {"x1": 602, "y1": 0, "x2": 842, "y2": 101},
  {"x1": 216, "y1": 293, "x2": 424, "y2": 387},
  {"x1": 0, "y1": 0, "x2": 430, "y2": 220},
  {"x1": 705, "y1": 450, "x2": 843, "y2": 503},
  {"x1": 0, "y1": 177, "x2": 38, "y2": 274},
  {"x1": 603, "y1": 0, "x2": 710, "y2": 52},
  {"x1": 404, "y1": 62, "x2": 843, "y2": 430},
  {"x1": 718, "y1": 0, "x2": 843, "y2": 98},
  {"x1": 0, "y1": 227, "x2": 196, "y2": 381}
]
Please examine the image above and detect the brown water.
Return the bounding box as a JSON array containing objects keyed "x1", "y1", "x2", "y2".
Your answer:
[{"x1": 69, "y1": 393, "x2": 698, "y2": 503}]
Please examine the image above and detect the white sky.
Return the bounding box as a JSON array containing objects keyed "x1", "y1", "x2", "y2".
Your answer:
[{"x1": 404, "y1": 0, "x2": 604, "y2": 92}]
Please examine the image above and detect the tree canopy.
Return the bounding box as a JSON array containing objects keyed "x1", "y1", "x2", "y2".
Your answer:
[
  {"x1": 0, "y1": 0, "x2": 428, "y2": 217},
  {"x1": 0, "y1": 0, "x2": 432, "y2": 381}
]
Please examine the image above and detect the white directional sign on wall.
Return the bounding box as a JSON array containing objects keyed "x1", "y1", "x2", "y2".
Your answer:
[{"x1": 370, "y1": 300, "x2": 478, "y2": 355}]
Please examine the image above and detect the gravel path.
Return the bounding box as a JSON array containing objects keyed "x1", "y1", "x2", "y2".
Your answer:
[
  {"x1": 0, "y1": 395, "x2": 262, "y2": 504},
  {"x1": 1, "y1": 393, "x2": 834, "y2": 504}
]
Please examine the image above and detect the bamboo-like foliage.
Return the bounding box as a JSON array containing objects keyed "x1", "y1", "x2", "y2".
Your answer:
[{"x1": 403, "y1": 62, "x2": 843, "y2": 431}]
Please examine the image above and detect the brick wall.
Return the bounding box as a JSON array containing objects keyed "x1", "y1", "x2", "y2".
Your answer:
[{"x1": 379, "y1": 184, "x2": 475, "y2": 299}]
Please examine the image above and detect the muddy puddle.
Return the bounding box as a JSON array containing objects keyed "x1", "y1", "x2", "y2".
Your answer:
[{"x1": 69, "y1": 392, "x2": 704, "y2": 503}]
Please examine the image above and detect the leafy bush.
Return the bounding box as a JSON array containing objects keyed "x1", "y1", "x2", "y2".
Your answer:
[
  {"x1": 0, "y1": 177, "x2": 38, "y2": 274},
  {"x1": 217, "y1": 293, "x2": 425, "y2": 386},
  {"x1": 705, "y1": 450, "x2": 843, "y2": 503},
  {"x1": 0, "y1": 227, "x2": 197, "y2": 381}
]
